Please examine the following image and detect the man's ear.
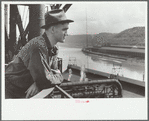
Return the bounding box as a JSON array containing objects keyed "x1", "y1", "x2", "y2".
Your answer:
[{"x1": 51, "y1": 26, "x2": 55, "y2": 34}]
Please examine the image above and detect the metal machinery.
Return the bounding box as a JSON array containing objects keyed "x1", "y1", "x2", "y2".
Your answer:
[{"x1": 47, "y1": 79, "x2": 123, "y2": 98}]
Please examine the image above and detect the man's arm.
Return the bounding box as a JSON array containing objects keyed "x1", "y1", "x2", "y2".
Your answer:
[
  {"x1": 27, "y1": 48, "x2": 63, "y2": 90},
  {"x1": 40, "y1": 49, "x2": 63, "y2": 85},
  {"x1": 26, "y1": 48, "x2": 63, "y2": 98}
]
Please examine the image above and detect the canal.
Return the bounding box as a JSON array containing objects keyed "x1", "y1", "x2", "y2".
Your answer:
[{"x1": 58, "y1": 46, "x2": 145, "y2": 82}]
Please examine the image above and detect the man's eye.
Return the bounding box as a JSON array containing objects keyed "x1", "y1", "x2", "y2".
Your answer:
[{"x1": 63, "y1": 28, "x2": 68, "y2": 31}]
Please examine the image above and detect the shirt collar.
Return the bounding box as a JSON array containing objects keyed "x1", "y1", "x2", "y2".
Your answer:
[
  {"x1": 42, "y1": 32, "x2": 58, "y2": 56},
  {"x1": 42, "y1": 32, "x2": 52, "y2": 49}
]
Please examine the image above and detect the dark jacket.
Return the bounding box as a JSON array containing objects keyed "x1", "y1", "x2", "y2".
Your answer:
[{"x1": 5, "y1": 33, "x2": 63, "y2": 98}]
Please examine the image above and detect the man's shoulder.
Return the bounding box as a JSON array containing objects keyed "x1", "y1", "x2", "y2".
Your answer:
[
  {"x1": 29, "y1": 36, "x2": 45, "y2": 46},
  {"x1": 19, "y1": 35, "x2": 48, "y2": 54},
  {"x1": 24, "y1": 35, "x2": 47, "y2": 49}
]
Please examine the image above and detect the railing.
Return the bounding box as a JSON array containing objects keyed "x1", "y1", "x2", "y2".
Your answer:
[{"x1": 49, "y1": 79, "x2": 123, "y2": 98}]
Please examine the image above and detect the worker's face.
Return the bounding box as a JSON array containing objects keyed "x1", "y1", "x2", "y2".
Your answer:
[{"x1": 53, "y1": 23, "x2": 69, "y2": 43}]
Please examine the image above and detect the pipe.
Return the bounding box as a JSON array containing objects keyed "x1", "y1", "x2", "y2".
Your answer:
[
  {"x1": 5, "y1": 4, "x2": 8, "y2": 34},
  {"x1": 28, "y1": 4, "x2": 45, "y2": 41},
  {"x1": 9, "y1": 5, "x2": 17, "y2": 60}
]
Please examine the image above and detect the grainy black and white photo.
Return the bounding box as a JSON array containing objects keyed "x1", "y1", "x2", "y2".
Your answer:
[{"x1": 2, "y1": 1, "x2": 147, "y2": 120}]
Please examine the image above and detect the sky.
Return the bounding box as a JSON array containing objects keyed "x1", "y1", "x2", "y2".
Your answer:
[
  {"x1": 65, "y1": 2, "x2": 147, "y2": 35},
  {"x1": 15, "y1": 1, "x2": 147, "y2": 36}
]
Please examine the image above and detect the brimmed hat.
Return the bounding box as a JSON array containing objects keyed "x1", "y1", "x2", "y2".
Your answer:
[{"x1": 41, "y1": 9, "x2": 74, "y2": 29}]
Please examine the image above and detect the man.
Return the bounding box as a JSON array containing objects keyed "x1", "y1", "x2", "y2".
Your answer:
[{"x1": 5, "y1": 9, "x2": 74, "y2": 98}]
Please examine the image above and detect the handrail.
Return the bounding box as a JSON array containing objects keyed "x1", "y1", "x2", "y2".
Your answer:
[{"x1": 60, "y1": 79, "x2": 123, "y2": 98}]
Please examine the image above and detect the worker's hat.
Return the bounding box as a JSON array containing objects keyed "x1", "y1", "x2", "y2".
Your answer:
[{"x1": 41, "y1": 9, "x2": 74, "y2": 29}]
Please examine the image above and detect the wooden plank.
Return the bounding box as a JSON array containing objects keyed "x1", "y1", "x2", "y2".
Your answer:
[
  {"x1": 30, "y1": 87, "x2": 54, "y2": 99},
  {"x1": 55, "y1": 85, "x2": 73, "y2": 98}
]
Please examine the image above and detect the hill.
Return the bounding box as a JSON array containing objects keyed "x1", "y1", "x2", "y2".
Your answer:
[
  {"x1": 91, "y1": 32, "x2": 117, "y2": 46},
  {"x1": 58, "y1": 26, "x2": 145, "y2": 48},
  {"x1": 58, "y1": 34, "x2": 94, "y2": 48},
  {"x1": 109, "y1": 27, "x2": 145, "y2": 46}
]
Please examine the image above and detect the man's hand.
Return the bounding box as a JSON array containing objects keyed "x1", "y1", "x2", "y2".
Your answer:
[
  {"x1": 25, "y1": 82, "x2": 40, "y2": 98},
  {"x1": 51, "y1": 69, "x2": 61, "y2": 74}
]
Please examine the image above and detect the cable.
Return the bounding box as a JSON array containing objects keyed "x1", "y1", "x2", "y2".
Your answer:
[{"x1": 86, "y1": 5, "x2": 89, "y2": 69}]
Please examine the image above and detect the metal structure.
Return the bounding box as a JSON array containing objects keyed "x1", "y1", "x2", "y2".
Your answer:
[
  {"x1": 5, "y1": 4, "x2": 72, "y2": 63},
  {"x1": 50, "y1": 4, "x2": 72, "y2": 12},
  {"x1": 112, "y1": 62, "x2": 123, "y2": 76},
  {"x1": 57, "y1": 57, "x2": 63, "y2": 73},
  {"x1": 47, "y1": 79, "x2": 123, "y2": 98},
  {"x1": 28, "y1": 5, "x2": 45, "y2": 40},
  {"x1": 68, "y1": 57, "x2": 77, "y2": 66}
]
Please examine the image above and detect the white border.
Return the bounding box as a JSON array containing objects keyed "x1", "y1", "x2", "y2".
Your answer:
[
  {"x1": 145, "y1": 1, "x2": 148, "y2": 104},
  {"x1": 1, "y1": 1, "x2": 148, "y2": 120}
]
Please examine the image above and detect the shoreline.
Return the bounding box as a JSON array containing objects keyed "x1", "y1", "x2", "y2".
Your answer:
[
  {"x1": 82, "y1": 47, "x2": 145, "y2": 66},
  {"x1": 59, "y1": 45, "x2": 145, "y2": 65}
]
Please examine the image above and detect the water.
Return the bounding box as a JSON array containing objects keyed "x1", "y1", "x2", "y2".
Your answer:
[{"x1": 58, "y1": 46, "x2": 145, "y2": 81}]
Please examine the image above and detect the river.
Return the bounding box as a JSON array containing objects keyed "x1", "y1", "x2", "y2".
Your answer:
[{"x1": 58, "y1": 46, "x2": 145, "y2": 82}]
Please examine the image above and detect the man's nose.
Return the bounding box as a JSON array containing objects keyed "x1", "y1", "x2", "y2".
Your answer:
[{"x1": 65, "y1": 31, "x2": 68, "y2": 36}]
